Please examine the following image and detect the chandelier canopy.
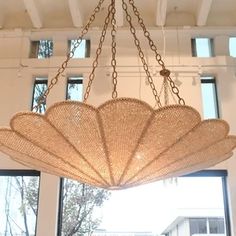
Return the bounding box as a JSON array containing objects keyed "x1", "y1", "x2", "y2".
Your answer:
[{"x1": 0, "y1": 0, "x2": 235, "y2": 190}]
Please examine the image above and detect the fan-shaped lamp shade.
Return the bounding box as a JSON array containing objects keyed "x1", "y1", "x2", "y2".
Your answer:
[{"x1": 0, "y1": 98, "x2": 235, "y2": 189}]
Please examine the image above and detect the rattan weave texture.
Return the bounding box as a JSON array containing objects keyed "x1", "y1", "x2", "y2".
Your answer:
[{"x1": 0, "y1": 98, "x2": 235, "y2": 189}]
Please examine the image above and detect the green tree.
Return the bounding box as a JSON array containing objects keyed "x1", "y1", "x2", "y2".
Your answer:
[
  {"x1": 4, "y1": 176, "x2": 109, "y2": 236},
  {"x1": 37, "y1": 40, "x2": 53, "y2": 59},
  {"x1": 61, "y1": 179, "x2": 110, "y2": 236}
]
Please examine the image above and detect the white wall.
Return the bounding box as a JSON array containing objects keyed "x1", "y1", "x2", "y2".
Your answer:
[{"x1": 0, "y1": 27, "x2": 236, "y2": 236}]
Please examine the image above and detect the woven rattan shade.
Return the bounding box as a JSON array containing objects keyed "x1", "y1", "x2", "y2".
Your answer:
[{"x1": 0, "y1": 98, "x2": 235, "y2": 189}]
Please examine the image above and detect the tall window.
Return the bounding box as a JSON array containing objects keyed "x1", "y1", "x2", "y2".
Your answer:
[
  {"x1": 66, "y1": 76, "x2": 83, "y2": 101},
  {"x1": 58, "y1": 179, "x2": 110, "y2": 236},
  {"x1": 200, "y1": 76, "x2": 219, "y2": 119},
  {"x1": 229, "y1": 37, "x2": 236, "y2": 57},
  {"x1": 0, "y1": 170, "x2": 40, "y2": 236},
  {"x1": 191, "y1": 38, "x2": 214, "y2": 57},
  {"x1": 58, "y1": 78, "x2": 111, "y2": 236},
  {"x1": 32, "y1": 77, "x2": 48, "y2": 113},
  {"x1": 58, "y1": 171, "x2": 230, "y2": 236},
  {"x1": 30, "y1": 40, "x2": 53, "y2": 58},
  {"x1": 68, "y1": 39, "x2": 90, "y2": 58}
]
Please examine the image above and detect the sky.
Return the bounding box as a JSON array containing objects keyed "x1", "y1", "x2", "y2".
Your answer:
[{"x1": 97, "y1": 177, "x2": 224, "y2": 235}]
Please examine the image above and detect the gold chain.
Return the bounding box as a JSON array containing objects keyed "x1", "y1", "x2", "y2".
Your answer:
[
  {"x1": 83, "y1": 2, "x2": 114, "y2": 102},
  {"x1": 111, "y1": 0, "x2": 118, "y2": 99},
  {"x1": 127, "y1": 0, "x2": 185, "y2": 105},
  {"x1": 122, "y1": 0, "x2": 162, "y2": 108},
  {"x1": 33, "y1": 0, "x2": 105, "y2": 110}
]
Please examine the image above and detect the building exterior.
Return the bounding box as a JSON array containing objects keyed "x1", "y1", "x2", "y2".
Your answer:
[
  {"x1": 92, "y1": 231, "x2": 156, "y2": 236},
  {"x1": 162, "y1": 217, "x2": 225, "y2": 236}
]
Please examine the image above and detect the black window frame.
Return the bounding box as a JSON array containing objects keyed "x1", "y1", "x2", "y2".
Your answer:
[
  {"x1": 30, "y1": 39, "x2": 54, "y2": 59},
  {"x1": 184, "y1": 170, "x2": 231, "y2": 236},
  {"x1": 0, "y1": 169, "x2": 41, "y2": 236},
  {"x1": 57, "y1": 170, "x2": 231, "y2": 236},
  {"x1": 66, "y1": 76, "x2": 83, "y2": 100},
  {"x1": 191, "y1": 38, "x2": 214, "y2": 57},
  {"x1": 200, "y1": 76, "x2": 220, "y2": 118},
  {"x1": 31, "y1": 77, "x2": 48, "y2": 112},
  {"x1": 68, "y1": 39, "x2": 91, "y2": 58},
  {"x1": 57, "y1": 77, "x2": 83, "y2": 236}
]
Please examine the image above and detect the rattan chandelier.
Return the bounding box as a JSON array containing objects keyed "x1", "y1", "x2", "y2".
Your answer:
[{"x1": 0, "y1": 0, "x2": 236, "y2": 190}]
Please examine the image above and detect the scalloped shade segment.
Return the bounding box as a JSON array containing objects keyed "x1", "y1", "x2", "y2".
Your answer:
[{"x1": 0, "y1": 98, "x2": 235, "y2": 189}]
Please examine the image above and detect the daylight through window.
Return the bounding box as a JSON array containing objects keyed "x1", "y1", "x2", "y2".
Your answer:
[
  {"x1": 66, "y1": 76, "x2": 83, "y2": 101},
  {"x1": 30, "y1": 40, "x2": 53, "y2": 58},
  {"x1": 58, "y1": 171, "x2": 230, "y2": 236},
  {"x1": 192, "y1": 38, "x2": 214, "y2": 57},
  {"x1": 58, "y1": 78, "x2": 110, "y2": 236},
  {"x1": 229, "y1": 37, "x2": 236, "y2": 57},
  {"x1": 32, "y1": 77, "x2": 48, "y2": 113},
  {"x1": 68, "y1": 39, "x2": 90, "y2": 58},
  {"x1": 0, "y1": 170, "x2": 40, "y2": 236},
  {"x1": 200, "y1": 76, "x2": 219, "y2": 119}
]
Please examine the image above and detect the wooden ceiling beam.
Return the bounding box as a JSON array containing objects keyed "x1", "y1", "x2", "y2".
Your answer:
[
  {"x1": 156, "y1": 0, "x2": 168, "y2": 26},
  {"x1": 196, "y1": 0, "x2": 213, "y2": 26},
  {"x1": 23, "y1": 0, "x2": 43, "y2": 28},
  {"x1": 68, "y1": 0, "x2": 83, "y2": 27}
]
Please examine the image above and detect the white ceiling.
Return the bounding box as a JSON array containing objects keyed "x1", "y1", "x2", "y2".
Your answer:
[{"x1": 0, "y1": 0, "x2": 235, "y2": 29}]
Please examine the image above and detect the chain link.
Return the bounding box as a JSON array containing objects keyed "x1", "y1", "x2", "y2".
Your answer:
[
  {"x1": 83, "y1": 2, "x2": 114, "y2": 102},
  {"x1": 33, "y1": 0, "x2": 105, "y2": 111},
  {"x1": 122, "y1": 0, "x2": 162, "y2": 108},
  {"x1": 111, "y1": 0, "x2": 118, "y2": 99},
  {"x1": 167, "y1": 76, "x2": 185, "y2": 105},
  {"x1": 127, "y1": 0, "x2": 185, "y2": 105}
]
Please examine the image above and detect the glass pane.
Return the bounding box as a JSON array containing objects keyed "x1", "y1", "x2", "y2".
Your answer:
[
  {"x1": 189, "y1": 218, "x2": 207, "y2": 235},
  {"x1": 59, "y1": 176, "x2": 227, "y2": 236},
  {"x1": 209, "y1": 218, "x2": 225, "y2": 234},
  {"x1": 195, "y1": 38, "x2": 212, "y2": 57},
  {"x1": 70, "y1": 40, "x2": 86, "y2": 58},
  {"x1": 229, "y1": 37, "x2": 236, "y2": 57},
  {"x1": 32, "y1": 78, "x2": 48, "y2": 113},
  {"x1": 67, "y1": 77, "x2": 83, "y2": 101},
  {"x1": 60, "y1": 179, "x2": 110, "y2": 236},
  {"x1": 0, "y1": 175, "x2": 40, "y2": 236},
  {"x1": 201, "y1": 78, "x2": 218, "y2": 119},
  {"x1": 37, "y1": 40, "x2": 53, "y2": 59}
]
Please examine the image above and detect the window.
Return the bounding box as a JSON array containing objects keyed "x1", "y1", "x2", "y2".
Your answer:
[
  {"x1": 68, "y1": 39, "x2": 90, "y2": 58},
  {"x1": 191, "y1": 38, "x2": 214, "y2": 57},
  {"x1": 200, "y1": 76, "x2": 219, "y2": 119},
  {"x1": 32, "y1": 77, "x2": 48, "y2": 113},
  {"x1": 209, "y1": 218, "x2": 225, "y2": 234},
  {"x1": 58, "y1": 179, "x2": 110, "y2": 236},
  {"x1": 66, "y1": 76, "x2": 83, "y2": 101},
  {"x1": 229, "y1": 37, "x2": 236, "y2": 57},
  {"x1": 189, "y1": 218, "x2": 207, "y2": 235},
  {"x1": 0, "y1": 170, "x2": 40, "y2": 236},
  {"x1": 58, "y1": 170, "x2": 231, "y2": 236},
  {"x1": 30, "y1": 40, "x2": 53, "y2": 58},
  {"x1": 58, "y1": 78, "x2": 109, "y2": 236}
]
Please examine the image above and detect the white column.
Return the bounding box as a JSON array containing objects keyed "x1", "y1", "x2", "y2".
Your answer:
[{"x1": 36, "y1": 173, "x2": 60, "y2": 236}]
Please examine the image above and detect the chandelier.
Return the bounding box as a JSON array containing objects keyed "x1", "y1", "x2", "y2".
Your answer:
[{"x1": 0, "y1": 0, "x2": 235, "y2": 190}]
